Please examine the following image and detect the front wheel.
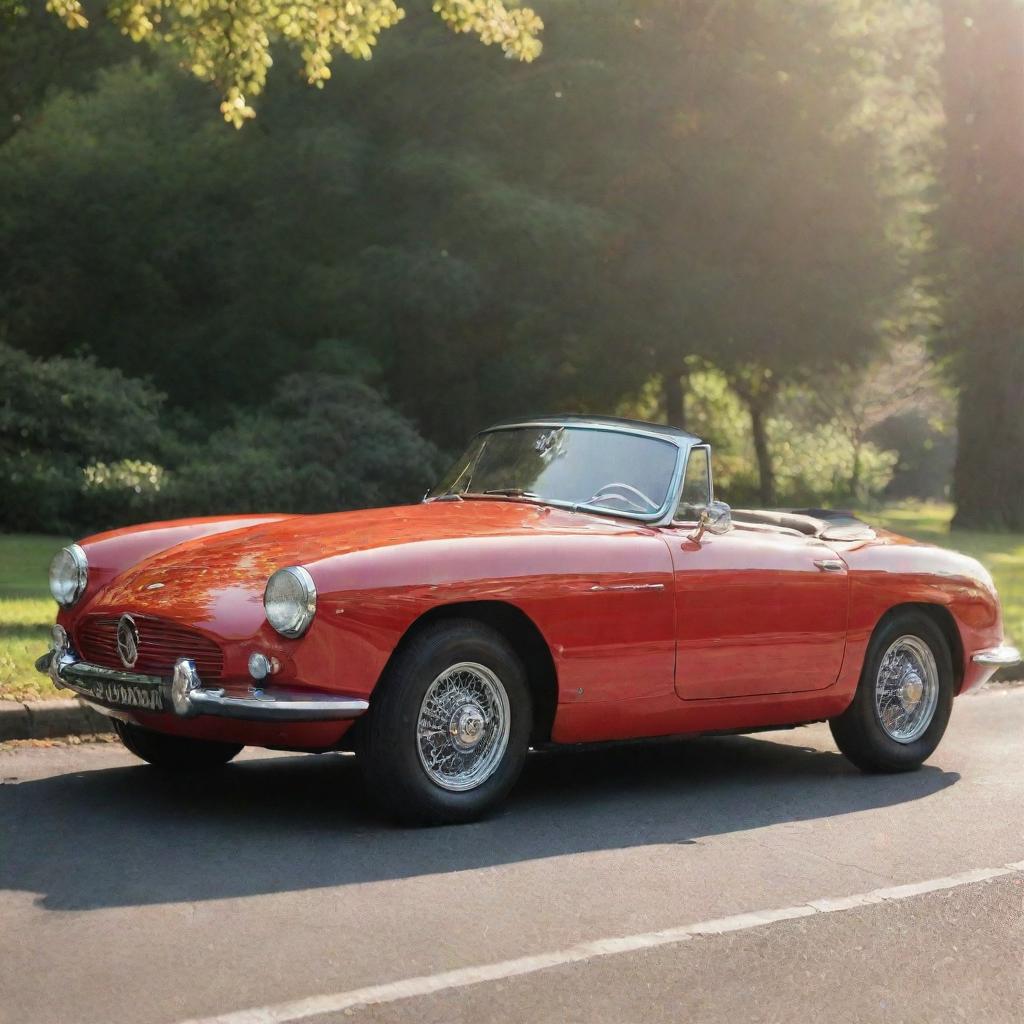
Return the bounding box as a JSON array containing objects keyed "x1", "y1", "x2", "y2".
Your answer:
[
  {"x1": 113, "y1": 719, "x2": 243, "y2": 770},
  {"x1": 830, "y1": 609, "x2": 954, "y2": 773},
  {"x1": 357, "y1": 620, "x2": 532, "y2": 825}
]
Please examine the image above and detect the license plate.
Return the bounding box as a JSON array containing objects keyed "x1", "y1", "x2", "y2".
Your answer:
[{"x1": 70, "y1": 677, "x2": 165, "y2": 712}]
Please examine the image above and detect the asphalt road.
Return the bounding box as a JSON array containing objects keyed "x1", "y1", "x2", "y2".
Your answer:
[{"x1": 2, "y1": 688, "x2": 1023, "y2": 1024}]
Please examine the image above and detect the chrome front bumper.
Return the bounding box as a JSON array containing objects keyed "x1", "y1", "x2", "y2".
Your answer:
[
  {"x1": 36, "y1": 628, "x2": 369, "y2": 723},
  {"x1": 971, "y1": 645, "x2": 1022, "y2": 667}
]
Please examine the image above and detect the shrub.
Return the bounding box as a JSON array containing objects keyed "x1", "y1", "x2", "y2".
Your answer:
[
  {"x1": 167, "y1": 373, "x2": 444, "y2": 516},
  {"x1": 0, "y1": 454, "x2": 80, "y2": 534},
  {"x1": 0, "y1": 344, "x2": 169, "y2": 533},
  {"x1": 0, "y1": 346, "x2": 441, "y2": 533},
  {"x1": 79, "y1": 459, "x2": 168, "y2": 530},
  {"x1": 0, "y1": 342, "x2": 166, "y2": 465}
]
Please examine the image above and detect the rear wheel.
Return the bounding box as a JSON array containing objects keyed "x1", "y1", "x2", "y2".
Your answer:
[
  {"x1": 830, "y1": 609, "x2": 954, "y2": 772},
  {"x1": 358, "y1": 619, "x2": 532, "y2": 825},
  {"x1": 113, "y1": 719, "x2": 243, "y2": 769}
]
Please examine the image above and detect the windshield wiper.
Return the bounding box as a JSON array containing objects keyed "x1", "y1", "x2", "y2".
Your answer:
[{"x1": 481, "y1": 488, "x2": 539, "y2": 498}]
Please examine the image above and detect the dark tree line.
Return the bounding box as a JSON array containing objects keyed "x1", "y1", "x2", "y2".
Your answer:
[{"x1": 1, "y1": 0, "x2": 1020, "y2": 526}]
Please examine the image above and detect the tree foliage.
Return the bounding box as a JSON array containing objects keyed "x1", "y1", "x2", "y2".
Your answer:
[
  {"x1": 507, "y1": 1, "x2": 899, "y2": 502},
  {"x1": 42, "y1": 0, "x2": 543, "y2": 125},
  {"x1": 0, "y1": 0, "x2": 990, "y2": 525}
]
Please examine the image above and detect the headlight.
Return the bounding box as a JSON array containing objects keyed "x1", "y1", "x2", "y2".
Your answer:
[
  {"x1": 263, "y1": 566, "x2": 317, "y2": 638},
  {"x1": 49, "y1": 544, "x2": 88, "y2": 607}
]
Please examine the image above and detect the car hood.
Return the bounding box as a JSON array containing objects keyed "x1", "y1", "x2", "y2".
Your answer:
[{"x1": 80, "y1": 501, "x2": 639, "y2": 631}]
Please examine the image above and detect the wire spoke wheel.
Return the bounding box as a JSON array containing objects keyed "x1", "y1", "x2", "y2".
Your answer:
[
  {"x1": 416, "y1": 661, "x2": 511, "y2": 792},
  {"x1": 874, "y1": 634, "x2": 939, "y2": 744}
]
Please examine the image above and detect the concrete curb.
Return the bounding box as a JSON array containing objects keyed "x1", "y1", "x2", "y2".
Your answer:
[{"x1": 0, "y1": 698, "x2": 114, "y2": 741}]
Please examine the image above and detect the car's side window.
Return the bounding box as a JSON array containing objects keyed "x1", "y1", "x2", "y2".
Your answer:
[{"x1": 675, "y1": 445, "x2": 711, "y2": 521}]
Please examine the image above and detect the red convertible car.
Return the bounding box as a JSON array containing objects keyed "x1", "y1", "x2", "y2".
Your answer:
[{"x1": 40, "y1": 416, "x2": 1019, "y2": 823}]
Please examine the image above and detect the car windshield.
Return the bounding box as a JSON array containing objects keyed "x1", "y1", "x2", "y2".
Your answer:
[{"x1": 428, "y1": 425, "x2": 680, "y2": 517}]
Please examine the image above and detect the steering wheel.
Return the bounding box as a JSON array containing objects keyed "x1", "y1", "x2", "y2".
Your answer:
[{"x1": 588, "y1": 482, "x2": 659, "y2": 513}]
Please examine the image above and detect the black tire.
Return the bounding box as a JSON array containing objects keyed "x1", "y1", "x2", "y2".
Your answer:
[
  {"x1": 113, "y1": 719, "x2": 243, "y2": 770},
  {"x1": 830, "y1": 609, "x2": 954, "y2": 773},
  {"x1": 357, "y1": 619, "x2": 532, "y2": 825}
]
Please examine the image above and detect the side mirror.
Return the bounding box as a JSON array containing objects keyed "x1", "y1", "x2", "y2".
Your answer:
[{"x1": 690, "y1": 500, "x2": 732, "y2": 543}]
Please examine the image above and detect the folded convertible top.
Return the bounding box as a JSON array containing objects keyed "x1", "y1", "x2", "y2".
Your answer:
[{"x1": 731, "y1": 507, "x2": 877, "y2": 542}]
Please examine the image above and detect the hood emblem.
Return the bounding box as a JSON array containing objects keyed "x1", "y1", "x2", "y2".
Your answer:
[
  {"x1": 144, "y1": 582, "x2": 165, "y2": 591},
  {"x1": 116, "y1": 614, "x2": 140, "y2": 669}
]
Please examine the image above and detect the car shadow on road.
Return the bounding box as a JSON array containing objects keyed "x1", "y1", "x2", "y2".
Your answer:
[{"x1": 0, "y1": 733, "x2": 958, "y2": 911}]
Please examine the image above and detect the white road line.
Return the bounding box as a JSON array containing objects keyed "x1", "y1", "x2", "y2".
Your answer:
[{"x1": 178, "y1": 860, "x2": 1024, "y2": 1024}]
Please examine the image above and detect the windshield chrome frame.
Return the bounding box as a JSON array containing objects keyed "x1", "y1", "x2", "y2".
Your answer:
[{"x1": 429, "y1": 419, "x2": 700, "y2": 527}]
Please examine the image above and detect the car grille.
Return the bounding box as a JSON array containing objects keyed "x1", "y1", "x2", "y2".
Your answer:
[{"x1": 75, "y1": 614, "x2": 224, "y2": 682}]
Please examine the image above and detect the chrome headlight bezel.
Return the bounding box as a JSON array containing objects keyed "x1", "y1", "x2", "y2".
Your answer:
[
  {"x1": 263, "y1": 566, "x2": 317, "y2": 638},
  {"x1": 49, "y1": 544, "x2": 89, "y2": 607}
]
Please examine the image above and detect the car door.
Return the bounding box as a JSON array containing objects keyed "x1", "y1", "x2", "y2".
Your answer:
[
  {"x1": 663, "y1": 446, "x2": 849, "y2": 699},
  {"x1": 665, "y1": 526, "x2": 850, "y2": 699}
]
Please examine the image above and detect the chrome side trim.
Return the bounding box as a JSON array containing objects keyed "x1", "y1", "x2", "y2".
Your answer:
[
  {"x1": 589, "y1": 583, "x2": 666, "y2": 592},
  {"x1": 37, "y1": 646, "x2": 368, "y2": 722},
  {"x1": 971, "y1": 645, "x2": 1022, "y2": 667}
]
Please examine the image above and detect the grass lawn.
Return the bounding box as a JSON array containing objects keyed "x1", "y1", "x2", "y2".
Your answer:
[
  {"x1": 0, "y1": 534, "x2": 67, "y2": 702},
  {"x1": 1, "y1": 503, "x2": 1020, "y2": 703}
]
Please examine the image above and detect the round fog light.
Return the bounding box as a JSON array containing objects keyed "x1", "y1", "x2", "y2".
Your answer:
[
  {"x1": 171, "y1": 659, "x2": 201, "y2": 716},
  {"x1": 248, "y1": 652, "x2": 273, "y2": 681}
]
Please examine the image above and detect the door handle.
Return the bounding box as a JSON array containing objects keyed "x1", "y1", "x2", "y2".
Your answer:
[{"x1": 814, "y1": 558, "x2": 846, "y2": 572}]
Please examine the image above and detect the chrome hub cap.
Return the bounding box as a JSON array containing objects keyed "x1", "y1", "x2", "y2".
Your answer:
[
  {"x1": 875, "y1": 635, "x2": 939, "y2": 743},
  {"x1": 450, "y1": 704, "x2": 486, "y2": 750},
  {"x1": 900, "y1": 673, "x2": 924, "y2": 707},
  {"x1": 417, "y1": 662, "x2": 511, "y2": 792}
]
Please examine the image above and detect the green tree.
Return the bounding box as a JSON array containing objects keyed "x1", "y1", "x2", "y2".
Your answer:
[
  {"x1": 0, "y1": 0, "x2": 930, "y2": 513},
  {"x1": 0, "y1": 44, "x2": 613, "y2": 447},
  {"x1": 0, "y1": 0, "x2": 140, "y2": 142},
  {"x1": 490, "y1": 0, "x2": 898, "y2": 503},
  {"x1": 936, "y1": 0, "x2": 1024, "y2": 529}
]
